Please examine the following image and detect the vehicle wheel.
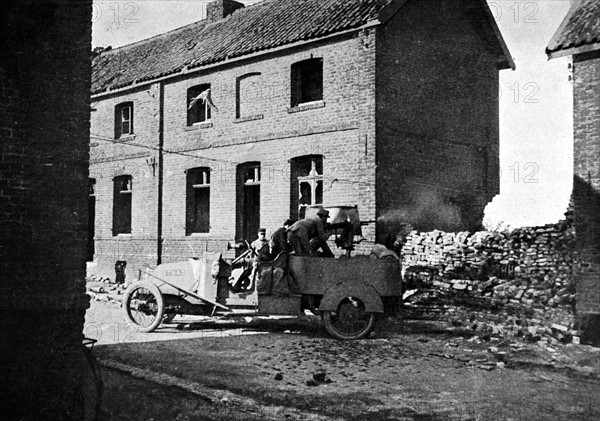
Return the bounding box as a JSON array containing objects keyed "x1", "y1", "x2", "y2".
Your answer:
[
  {"x1": 322, "y1": 296, "x2": 377, "y2": 340},
  {"x1": 122, "y1": 282, "x2": 164, "y2": 333}
]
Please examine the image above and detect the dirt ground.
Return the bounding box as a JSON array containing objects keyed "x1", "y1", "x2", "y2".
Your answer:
[{"x1": 86, "y1": 299, "x2": 600, "y2": 421}]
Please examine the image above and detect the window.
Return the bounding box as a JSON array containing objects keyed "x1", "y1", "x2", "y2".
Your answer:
[
  {"x1": 114, "y1": 102, "x2": 133, "y2": 138},
  {"x1": 291, "y1": 58, "x2": 323, "y2": 107},
  {"x1": 113, "y1": 175, "x2": 132, "y2": 235},
  {"x1": 290, "y1": 155, "x2": 323, "y2": 220},
  {"x1": 186, "y1": 167, "x2": 210, "y2": 234},
  {"x1": 88, "y1": 178, "x2": 96, "y2": 261},
  {"x1": 236, "y1": 72, "x2": 261, "y2": 119},
  {"x1": 187, "y1": 84, "x2": 211, "y2": 125},
  {"x1": 236, "y1": 162, "x2": 261, "y2": 242}
]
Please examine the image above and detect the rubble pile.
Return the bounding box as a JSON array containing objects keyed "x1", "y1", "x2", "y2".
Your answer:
[
  {"x1": 86, "y1": 277, "x2": 126, "y2": 304},
  {"x1": 401, "y1": 218, "x2": 579, "y2": 342}
]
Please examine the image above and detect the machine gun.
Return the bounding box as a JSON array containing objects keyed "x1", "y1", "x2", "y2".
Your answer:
[{"x1": 306, "y1": 206, "x2": 375, "y2": 257}]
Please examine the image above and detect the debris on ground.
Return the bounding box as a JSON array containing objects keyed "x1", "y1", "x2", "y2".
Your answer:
[
  {"x1": 400, "y1": 218, "x2": 581, "y2": 345},
  {"x1": 86, "y1": 278, "x2": 126, "y2": 304}
]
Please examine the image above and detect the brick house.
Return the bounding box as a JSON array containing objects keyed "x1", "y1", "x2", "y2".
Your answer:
[
  {"x1": 547, "y1": 0, "x2": 600, "y2": 344},
  {"x1": 90, "y1": 0, "x2": 514, "y2": 281}
]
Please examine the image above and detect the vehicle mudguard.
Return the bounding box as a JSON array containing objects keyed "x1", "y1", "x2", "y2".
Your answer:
[{"x1": 319, "y1": 282, "x2": 384, "y2": 313}]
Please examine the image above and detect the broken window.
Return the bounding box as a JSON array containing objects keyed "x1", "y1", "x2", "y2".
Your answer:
[
  {"x1": 291, "y1": 58, "x2": 323, "y2": 107},
  {"x1": 290, "y1": 155, "x2": 323, "y2": 219},
  {"x1": 236, "y1": 72, "x2": 261, "y2": 119},
  {"x1": 186, "y1": 167, "x2": 210, "y2": 234},
  {"x1": 113, "y1": 175, "x2": 132, "y2": 235},
  {"x1": 187, "y1": 84, "x2": 211, "y2": 125},
  {"x1": 236, "y1": 162, "x2": 261, "y2": 242},
  {"x1": 114, "y1": 102, "x2": 133, "y2": 138}
]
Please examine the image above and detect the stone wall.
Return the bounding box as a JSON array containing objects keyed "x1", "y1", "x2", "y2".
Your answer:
[{"x1": 400, "y1": 216, "x2": 579, "y2": 341}]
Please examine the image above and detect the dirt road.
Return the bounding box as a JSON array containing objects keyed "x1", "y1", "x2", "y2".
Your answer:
[{"x1": 87, "y1": 300, "x2": 600, "y2": 420}]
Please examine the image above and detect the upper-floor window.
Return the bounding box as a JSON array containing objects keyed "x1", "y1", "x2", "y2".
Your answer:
[
  {"x1": 236, "y1": 72, "x2": 261, "y2": 119},
  {"x1": 291, "y1": 58, "x2": 323, "y2": 107},
  {"x1": 187, "y1": 84, "x2": 211, "y2": 125},
  {"x1": 114, "y1": 102, "x2": 133, "y2": 139},
  {"x1": 113, "y1": 175, "x2": 132, "y2": 235},
  {"x1": 186, "y1": 167, "x2": 210, "y2": 234},
  {"x1": 290, "y1": 155, "x2": 323, "y2": 220}
]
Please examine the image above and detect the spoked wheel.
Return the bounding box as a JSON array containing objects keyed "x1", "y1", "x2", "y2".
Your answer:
[
  {"x1": 322, "y1": 296, "x2": 377, "y2": 340},
  {"x1": 122, "y1": 282, "x2": 164, "y2": 333}
]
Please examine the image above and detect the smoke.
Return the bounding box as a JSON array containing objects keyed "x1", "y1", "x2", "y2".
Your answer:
[{"x1": 377, "y1": 185, "x2": 480, "y2": 245}]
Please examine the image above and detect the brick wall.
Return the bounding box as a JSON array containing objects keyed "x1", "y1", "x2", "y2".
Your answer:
[
  {"x1": 90, "y1": 33, "x2": 378, "y2": 279},
  {"x1": 90, "y1": 84, "x2": 161, "y2": 280},
  {"x1": 572, "y1": 51, "x2": 600, "y2": 344},
  {"x1": 573, "y1": 53, "x2": 600, "y2": 195},
  {"x1": 0, "y1": 0, "x2": 92, "y2": 417},
  {"x1": 375, "y1": 0, "x2": 500, "y2": 234},
  {"x1": 573, "y1": 52, "x2": 600, "y2": 255}
]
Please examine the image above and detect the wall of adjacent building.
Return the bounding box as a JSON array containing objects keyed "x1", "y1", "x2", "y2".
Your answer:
[
  {"x1": 0, "y1": 0, "x2": 92, "y2": 417},
  {"x1": 572, "y1": 50, "x2": 600, "y2": 344}
]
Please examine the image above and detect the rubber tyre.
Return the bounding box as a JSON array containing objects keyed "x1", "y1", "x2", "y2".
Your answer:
[
  {"x1": 122, "y1": 282, "x2": 165, "y2": 333},
  {"x1": 321, "y1": 296, "x2": 377, "y2": 340}
]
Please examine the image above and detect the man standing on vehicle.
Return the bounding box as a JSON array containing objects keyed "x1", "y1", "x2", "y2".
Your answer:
[
  {"x1": 242, "y1": 228, "x2": 270, "y2": 291},
  {"x1": 251, "y1": 228, "x2": 271, "y2": 262},
  {"x1": 287, "y1": 208, "x2": 333, "y2": 257},
  {"x1": 270, "y1": 219, "x2": 294, "y2": 257}
]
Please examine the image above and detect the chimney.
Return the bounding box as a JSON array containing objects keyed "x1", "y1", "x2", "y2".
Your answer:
[{"x1": 206, "y1": 0, "x2": 245, "y2": 23}]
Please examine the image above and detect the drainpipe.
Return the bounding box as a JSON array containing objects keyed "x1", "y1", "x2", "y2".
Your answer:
[{"x1": 157, "y1": 82, "x2": 164, "y2": 265}]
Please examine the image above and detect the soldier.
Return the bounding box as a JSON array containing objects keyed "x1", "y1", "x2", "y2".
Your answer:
[
  {"x1": 238, "y1": 228, "x2": 270, "y2": 292},
  {"x1": 287, "y1": 208, "x2": 333, "y2": 257},
  {"x1": 250, "y1": 228, "x2": 270, "y2": 261},
  {"x1": 270, "y1": 219, "x2": 295, "y2": 257}
]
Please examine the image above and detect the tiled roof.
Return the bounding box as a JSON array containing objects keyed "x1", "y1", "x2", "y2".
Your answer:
[
  {"x1": 92, "y1": 0, "x2": 394, "y2": 94},
  {"x1": 547, "y1": 0, "x2": 600, "y2": 58},
  {"x1": 91, "y1": 0, "x2": 514, "y2": 95}
]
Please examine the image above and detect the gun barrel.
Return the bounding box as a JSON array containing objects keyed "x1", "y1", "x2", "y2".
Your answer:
[{"x1": 326, "y1": 222, "x2": 348, "y2": 230}]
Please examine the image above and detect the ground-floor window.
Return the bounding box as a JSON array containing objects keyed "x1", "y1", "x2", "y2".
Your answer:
[
  {"x1": 186, "y1": 167, "x2": 210, "y2": 234},
  {"x1": 113, "y1": 175, "x2": 132, "y2": 235},
  {"x1": 236, "y1": 162, "x2": 261, "y2": 242},
  {"x1": 88, "y1": 178, "x2": 96, "y2": 261},
  {"x1": 290, "y1": 155, "x2": 323, "y2": 219}
]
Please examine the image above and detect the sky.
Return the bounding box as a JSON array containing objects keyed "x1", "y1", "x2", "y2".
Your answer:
[{"x1": 91, "y1": 0, "x2": 575, "y2": 229}]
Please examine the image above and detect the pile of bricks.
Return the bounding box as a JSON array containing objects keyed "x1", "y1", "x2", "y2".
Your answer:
[
  {"x1": 400, "y1": 217, "x2": 579, "y2": 343},
  {"x1": 86, "y1": 278, "x2": 126, "y2": 304}
]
